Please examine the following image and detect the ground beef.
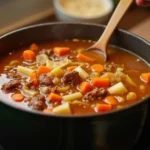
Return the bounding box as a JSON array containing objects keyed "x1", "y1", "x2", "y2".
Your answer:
[
  {"x1": 104, "y1": 62, "x2": 120, "y2": 72},
  {"x1": 39, "y1": 49, "x2": 53, "y2": 56},
  {"x1": 38, "y1": 74, "x2": 53, "y2": 86},
  {"x1": 49, "y1": 87, "x2": 58, "y2": 93},
  {"x1": 50, "y1": 54, "x2": 63, "y2": 61},
  {"x1": 2, "y1": 80, "x2": 21, "y2": 91},
  {"x1": 26, "y1": 81, "x2": 37, "y2": 90},
  {"x1": 7, "y1": 72, "x2": 20, "y2": 78},
  {"x1": 28, "y1": 95, "x2": 46, "y2": 110},
  {"x1": 83, "y1": 88, "x2": 106, "y2": 102},
  {"x1": 67, "y1": 55, "x2": 75, "y2": 60},
  {"x1": 62, "y1": 70, "x2": 80, "y2": 86}
]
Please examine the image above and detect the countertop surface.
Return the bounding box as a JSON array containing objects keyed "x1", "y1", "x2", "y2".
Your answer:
[{"x1": 0, "y1": 2, "x2": 149, "y2": 42}]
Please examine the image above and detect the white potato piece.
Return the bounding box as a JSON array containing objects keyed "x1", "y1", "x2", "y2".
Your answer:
[
  {"x1": 75, "y1": 66, "x2": 89, "y2": 79},
  {"x1": 108, "y1": 82, "x2": 128, "y2": 95},
  {"x1": 50, "y1": 67, "x2": 64, "y2": 77},
  {"x1": 63, "y1": 92, "x2": 83, "y2": 101},
  {"x1": 53, "y1": 102, "x2": 71, "y2": 114},
  {"x1": 36, "y1": 54, "x2": 49, "y2": 65}
]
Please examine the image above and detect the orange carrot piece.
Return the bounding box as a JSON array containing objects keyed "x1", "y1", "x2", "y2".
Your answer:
[
  {"x1": 43, "y1": 108, "x2": 52, "y2": 113},
  {"x1": 48, "y1": 93, "x2": 62, "y2": 103},
  {"x1": 30, "y1": 43, "x2": 39, "y2": 51},
  {"x1": 79, "y1": 82, "x2": 93, "y2": 93},
  {"x1": 30, "y1": 73, "x2": 38, "y2": 86},
  {"x1": 140, "y1": 73, "x2": 150, "y2": 83},
  {"x1": 67, "y1": 66, "x2": 78, "y2": 71},
  {"x1": 37, "y1": 66, "x2": 51, "y2": 76},
  {"x1": 12, "y1": 94, "x2": 24, "y2": 102},
  {"x1": 91, "y1": 64, "x2": 104, "y2": 73},
  {"x1": 23, "y1": 50, "x2": 35, "y2": 61},
  {"x1": 104, "y1": 96, "x2": 118, "y2": 105},
  {"x1": 77, "y1": 53, "x2": 96, "y2": 62},
  {"x1": 92, "y1": 77, "x2": 110, "y2": 87},
  {"x1": 53, "y1": 47, "x2": 70, "y2": 56},
  {"x1": 96, "y1": 104, "x2": 112, "y2": 112}
]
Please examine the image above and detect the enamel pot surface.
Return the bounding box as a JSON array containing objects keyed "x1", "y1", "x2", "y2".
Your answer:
[{"x1": 0, "y1": 23, "x2": 150, "y2": 150}]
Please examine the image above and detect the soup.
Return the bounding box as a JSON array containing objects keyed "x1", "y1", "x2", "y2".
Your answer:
[{"x1": 0, "y1": 40, "x2": 150, "y2": 115}]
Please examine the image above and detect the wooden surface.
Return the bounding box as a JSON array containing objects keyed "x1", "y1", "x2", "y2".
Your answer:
[
  {"x1": 118, "y1": 7, "x2": 150, "y2": 42},
  {"x1": 0, "y1": 0, "x2": 54, "y2": 35},
  {"x1": 0, "y1": 1, "x2": 149, "y2": 42}
]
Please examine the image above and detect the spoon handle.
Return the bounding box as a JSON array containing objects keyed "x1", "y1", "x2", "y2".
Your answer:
[{"x1": 92, "y1": 0, "x2": 134, "y2": 52}]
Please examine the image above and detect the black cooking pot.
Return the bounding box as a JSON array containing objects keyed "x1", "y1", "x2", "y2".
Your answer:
[{"x1": 0, "y1": 23, "x2": 150, "y2": 150}]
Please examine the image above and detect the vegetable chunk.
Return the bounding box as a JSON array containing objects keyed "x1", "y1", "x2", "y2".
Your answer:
[
  {"x1": 53, "y1": 103, "x2": 71, "y2": 114},
  {"x1": 108, "y1": 82, "x2": 128, "y2": 95}
]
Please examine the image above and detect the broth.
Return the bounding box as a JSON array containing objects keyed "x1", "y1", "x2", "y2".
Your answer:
[{"x1": 0, "y1": 39, "x2": 150, "y2": 115}]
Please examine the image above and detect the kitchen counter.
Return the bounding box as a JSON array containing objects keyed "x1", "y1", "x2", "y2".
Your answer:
[{"x1": 0, "y1": 2, "x2": 149, "y2": 42}]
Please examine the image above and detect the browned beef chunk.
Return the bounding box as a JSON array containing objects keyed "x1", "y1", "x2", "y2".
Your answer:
[
  {"x1": 2, "y1": 80, "x2": 21, "y2": 91},
  {"x1": 38, "y1": 74, "x2": 53, "y2": 86},
  {"x1": 28, "y1": 95, "x2": 46, "y2": 110},
  {"x1": 39, "y1": 49, "x2": 53, "y2": 56},
  {"x1": 62, "y1": 70, "x2": 80, "y2": 86},
  {"x1": 83, "y1": 88, "x2": 106, "y2": 102}
]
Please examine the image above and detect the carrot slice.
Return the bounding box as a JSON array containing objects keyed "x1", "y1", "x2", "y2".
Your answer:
[
  {"x1": 79, "y1": 82, "x2": 93, "y2": 93},
  {"x1": 77, "y1": 53, "x2": 95, "y2": 62},
  {"x1": 91, "y1": 64, "x2": 104, "y2": 73},
  {"x1": 140, "y1": 73, "x2": 150, "y2": 83},
  {"x1": 12, "y1": 94, "x2": 24, "y2": 102},
  {"x1": 96, "y1": 104, "x2": 112, "y2": 112},
  {"x1": 67, "y1": 66, "x2": 78, "y2": 71},
  {"x1": 48, "y1": 93, "x2": 62, "y2": 103},
  {"x1": 92, "y1": 77, "x2": 110, "y2": 87},
  {"x1": 30, "y1": 73, "x2": 38, "y2": 86},
  {"x1": 23, "y1": 50, "x2": 35, "y2": 61},
  {"x1": 37, "y1": 66, "x2": 51, "y2": 76},
  {"x1": 53, "y1": 47, "x2": 70, "y2": 56},
  {"x1": 43, "y1": 108, "x2": 52, "y2": 113},
  {"x1": 104, "y1": 96, "x2": 118, "y2": 105},
  {"x1": 30, "y1": 43, "x2": 39, "y2": 51}
]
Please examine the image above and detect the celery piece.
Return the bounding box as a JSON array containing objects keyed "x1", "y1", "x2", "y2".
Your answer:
[
  {"x1": 58, "y1": 85, "x2": 70, "y2": 93},
  {"x1": 53, "y1": 102, "x2": 71, "y2": 114},
  {"x1": 108, "y1": 82, "x2": 128, "y2": 95},
  {"x1": 75, "y1": 66, "x2": 89, "y2": 79},
  {"x1": 124, "y1": 75, "x2": 137, "y2": 87},
  {"x1": 46, "y1": 58, "x2": 72, "y2": 69},
  {"x1": 115, "y1": 96, "x2": 125, "y2": 103},
  {"x1": 21, "y1": 86, "x2": 38, "y2": 96},
  {"x1": 63, "y1": 92, "x2": 83, "y2": 101},
  {"x1": 17, "y1": 66, "x2": 35, "y2": 76},
  {"x1": 71, "y1": 100, "x2": 89, "y2": 106},
  {"x1": 36, "y1": 54, "x2": 49, "y2": 65}
]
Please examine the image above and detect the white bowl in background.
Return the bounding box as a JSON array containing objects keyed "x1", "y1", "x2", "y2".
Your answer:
[{"x1": 53, "y1": 0, "x2": 114, "y2": 24}]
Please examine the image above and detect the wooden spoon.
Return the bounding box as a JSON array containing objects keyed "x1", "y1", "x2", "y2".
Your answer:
[{"x1": 87, "y1": 0, "x2": 134, "y2": 61}]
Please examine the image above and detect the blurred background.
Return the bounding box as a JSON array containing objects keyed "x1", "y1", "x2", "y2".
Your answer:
[{"x1": 0, "y1": 0, "x2": 149, "y2": 41}]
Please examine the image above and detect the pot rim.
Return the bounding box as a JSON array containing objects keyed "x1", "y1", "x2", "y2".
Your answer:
[{"x1": 0, "y1": 22, "x2": 150, "y2": 118}]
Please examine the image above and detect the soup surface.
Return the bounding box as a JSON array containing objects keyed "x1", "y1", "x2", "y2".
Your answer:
[{"x1": 0, "y1": 39, "x2": 150, "y2": 115}]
